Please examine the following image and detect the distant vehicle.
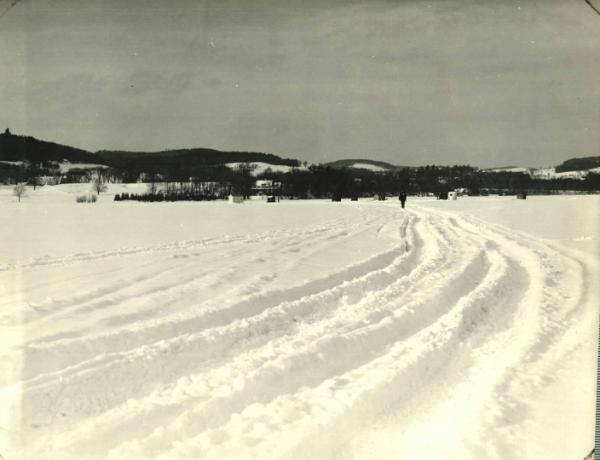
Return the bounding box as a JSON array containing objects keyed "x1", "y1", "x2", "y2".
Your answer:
[
  {"x1": 516, "y1": 192, "x2": 527, "y2": 200},
  {"x1": 437, "y1": 191, "x2": 449, "y2": 200}
]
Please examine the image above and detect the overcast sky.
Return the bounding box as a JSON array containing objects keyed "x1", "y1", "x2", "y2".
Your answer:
[{"x1": 0, "y1": 0, "x2": 598, "y2": 167}]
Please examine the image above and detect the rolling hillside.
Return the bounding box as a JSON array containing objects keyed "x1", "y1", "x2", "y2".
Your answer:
[
  {"x1": 0, "y1": 129, "x2": 105, "y2": 165},
  {"x1": 0, "y1": 130, "x2": 299, "y2": 172},
  {"x1": 97, "y1": 148, "x2": 300, "y2": 174},
  {"x1": 555, "y1": 156, "x2": 600, "y2": 173}
]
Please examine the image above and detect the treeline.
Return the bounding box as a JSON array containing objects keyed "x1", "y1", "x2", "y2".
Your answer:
[
  {"x1": 115, "y1": 192, "x2": 223, "y2": 202},
  {"x1": 259, "y1": 165, "x2": 600, "y2": 198},
  {"x1": 259, "y1": 165, "x2": 478, "y2": 198},
  {"x1": 477, "y1": 170, "x2": 600, "y2": 194},
  {"x1": 0, "y1": 161, "x2": 121, "y2": 186}
]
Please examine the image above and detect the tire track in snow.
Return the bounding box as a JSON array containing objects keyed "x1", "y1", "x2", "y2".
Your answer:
[
  {"x1": 2, "y1": 210, "x2": 388, "y2": 359},
  {"x1": 17, "y1": 214, "x2": 408, "y2": 380},
  {"x1": 329, "y1": 204, "x2": 597, "y2": 460},
  {"x1": 4, "y1": 201, "x2": 596, "y2": 460},
  {"x1": 420, "y1": 210, "x2": 598, "y2": 459},
  {"x1": 146, "y1": 247, "x2": 521, "y2": 460},
  {"x1": 18, "y1": 214, "x2": 417, "y2": 399},
  {"x1": 1, "y1": 210, "x2": 382, "y2": 325},
  {"x1": 0, "y1": 208, "x2": 382, "y2": 273},
  {"x1": 0, "y1": 210, "x2": 383, "y2": 332},
  {"x1": 25, "y1": 209, "x2": 484, "y2": 457},
  {"x1": 88, "y1": 217, "x2": 494, "y2": 458},
  {"x1": 118, "y1": 206, "x2": 591, "y2": 460},
  {"x1": 13, "y1": 210, "x2": 420, "y2": 456}
]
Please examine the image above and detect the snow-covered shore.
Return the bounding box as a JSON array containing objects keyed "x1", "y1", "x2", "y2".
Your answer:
[{"x1": 1, "y1": 187, "x2": 598, "y2": 459}]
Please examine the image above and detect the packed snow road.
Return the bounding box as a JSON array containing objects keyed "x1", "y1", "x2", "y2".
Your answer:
[{"x1": 0, "y1": 195, "x2": 598, "y2": 460}]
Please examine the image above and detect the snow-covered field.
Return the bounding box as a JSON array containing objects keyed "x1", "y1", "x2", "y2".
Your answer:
[
  {"x1": 348, "y1": 162, "x2": 388, "y2": 171},
  {"x1": 1, "y1": 185, "x2": 598, "y2": 460}
]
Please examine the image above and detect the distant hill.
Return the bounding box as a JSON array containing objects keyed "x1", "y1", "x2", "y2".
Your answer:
[
  {"x1": 97, "y1": 148, "x2": 299, "y2": 172},
  {"x1": 0, "y1": 129, "x2": 300, "y2": 179},
  {"x1": 0, "y1": 129, "x2": 105, "y2": 164},
  {"x1": 326, "y1": 159, "x2": 402, "y2": 171},
  {"x1": 555, "y1": 156, "x2": 600, "y2": 173}
]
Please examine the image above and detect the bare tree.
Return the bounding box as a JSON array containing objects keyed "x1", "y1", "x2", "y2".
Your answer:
[
  {"x1": 27, "y1": 163, "x2": 43, "y2": 190},
  {"x1": 91, "y1": 178, "x2": 108, "y2": 195},
  {"x1": 48, "y1": 163, "x2": 62, "y2": 185},
  {"x1": 146, "y1": 172, "x2": 160, "y2": 195},
  {"x1": 13, "y1": 183, "x2": 26, "y2": 202},
  {"x1": 230, "y1": 163, "x2": 255, "y2": 198},
  {"x1": 31, "y1": 175, "x2": 43, "y2": 190}
]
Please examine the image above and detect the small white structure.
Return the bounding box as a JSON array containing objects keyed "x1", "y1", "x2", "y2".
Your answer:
[
  {"x1": 448, "y1": 191, "x2": 458, "y2": 200},
  {"x1": 228, "y1": 194, "x2": 244, "y2": 203},
  {"x1": 248, "y1": 195, "x2": 268, "y2": 201}
]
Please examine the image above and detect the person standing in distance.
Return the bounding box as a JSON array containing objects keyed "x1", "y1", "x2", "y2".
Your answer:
[{"x1": 399, "y1": 192, "x2": 407, "y2": 209}]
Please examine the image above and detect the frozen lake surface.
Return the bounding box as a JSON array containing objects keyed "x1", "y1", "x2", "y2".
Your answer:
[{"x1": 1, "y1": 185, "x2": 598, "y2": 459}]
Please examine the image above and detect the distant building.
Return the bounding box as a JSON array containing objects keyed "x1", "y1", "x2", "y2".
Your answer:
[
  {"x1": 37, "y1": 176, "x2": 59, "y2": 185},
  {"x1": 137, "y1": 172, "x2": 165, "y2": 183},
  {"x1": 252, "y1": 179, "x2": 281, "y2": 196}
]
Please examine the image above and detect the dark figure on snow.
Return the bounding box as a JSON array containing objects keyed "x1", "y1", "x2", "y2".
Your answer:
[{"x1": 399, "y1": 192, "x2": 407, "y2": 208}]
